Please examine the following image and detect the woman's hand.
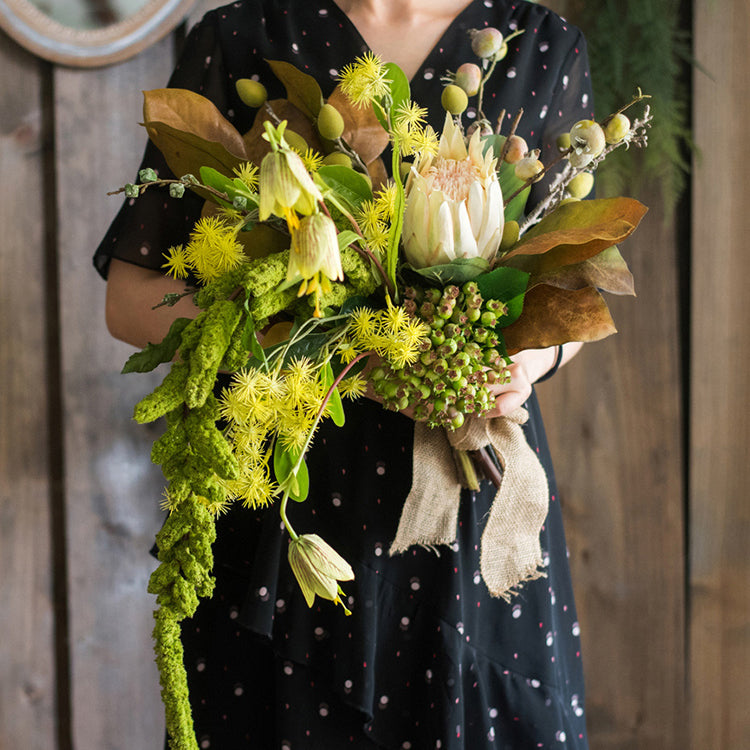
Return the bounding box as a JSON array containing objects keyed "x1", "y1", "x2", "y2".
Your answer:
[{"x1": 483, "y1": 343, "x2": 583, "y2": 418}]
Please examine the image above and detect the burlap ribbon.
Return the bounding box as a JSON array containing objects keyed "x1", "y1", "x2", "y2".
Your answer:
[{"x1": 389, "y1": 409, "x2": 548, "y2": 601}]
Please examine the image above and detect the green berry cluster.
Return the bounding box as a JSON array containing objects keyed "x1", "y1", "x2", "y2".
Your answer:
[{"x1": 371, "y1": 282, "x2": 510, "y2": 429}]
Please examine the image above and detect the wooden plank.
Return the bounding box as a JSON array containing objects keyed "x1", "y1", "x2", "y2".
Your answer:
[
  {"x1": 690, "y1": 1, "x2": 750, "y2": 747},
  {"x1": 538, "y1": 187, "x2": 686, "y2": 748},
  {"x1": 54, "y1": 38, "x2": 176, "y2": 750},
  {"x1": 0, "y1": 34, "x2": 56, "y2": 750}
]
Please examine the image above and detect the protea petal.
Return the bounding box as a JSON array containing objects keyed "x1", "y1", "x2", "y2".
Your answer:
[
  {"x1": 454, "y1": 201, "x2": 478, "y2": 259},
  {"x1": 431, "y1": 197, "x2": 455, "y2": 264},
  {"x1": 467, "y1": 179, "x2": 485, "y2": 238},
  {"x1": 476, "y1": 178, "x2": 503, "y2": 257}
]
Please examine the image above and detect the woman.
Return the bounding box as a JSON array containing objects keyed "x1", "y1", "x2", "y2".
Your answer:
[{"x1": 97, "y1": 1, "x2": 591, "y2": 747}]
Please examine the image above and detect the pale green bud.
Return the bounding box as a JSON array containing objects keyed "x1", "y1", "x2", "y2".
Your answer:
[{"x1": 288, "y1": 534, "x2": 354, "y2": 612}]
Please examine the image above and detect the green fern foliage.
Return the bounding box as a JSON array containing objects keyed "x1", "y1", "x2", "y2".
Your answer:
[{"x1": 573, "y1": 0, "x2": 692, "y2": 209}]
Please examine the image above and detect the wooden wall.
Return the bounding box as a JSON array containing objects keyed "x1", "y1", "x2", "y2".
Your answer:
[{"x1": 1, "y1": 1, "x2": 747, "y2": 748}]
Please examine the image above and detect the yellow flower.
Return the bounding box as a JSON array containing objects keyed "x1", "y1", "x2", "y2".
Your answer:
[
  {"x1": 185, "y1": 216, "x2": 246, "y2": 282},
  {"x1": 339, "y1": 374, "x2": 368, "y2": 400},
  {"x1": 233, "y1": 161, "x2": 259, "y2": 191},
  {"x1": 300, "y1": 148, "x2": 324, "y2": 173},
  {"x1": 402, "y1": 114, "x2": 503, "y2": 268},
  {"x1": 288, "y1": 533, "x2": 354, "y2": 613},
  {"x1": 394, "y1": 101, "x2": 428, "y2": 129},
  {"x1": 339, "y1": 52, "x2": 391, "y2": 107},
  {"x1": 162, "y1": 245, "x2": 190, "y2": 279}
]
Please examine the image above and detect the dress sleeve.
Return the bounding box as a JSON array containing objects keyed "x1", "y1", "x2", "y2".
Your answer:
[
  {"x1": 529, "y1": 29, "x2": 595, "y2": 207},
  {"x1": 93, "y1": 12, "x2": 229, "y2": 279}
]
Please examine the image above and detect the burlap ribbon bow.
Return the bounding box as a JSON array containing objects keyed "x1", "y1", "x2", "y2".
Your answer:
[{"x1": 389, "y1": 408, "x2": 549, "y2": 601}]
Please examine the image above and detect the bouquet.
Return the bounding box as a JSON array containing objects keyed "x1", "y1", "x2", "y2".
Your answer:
[{"x1": 114, "y1": 26, "x2": 650, "y2": 750}]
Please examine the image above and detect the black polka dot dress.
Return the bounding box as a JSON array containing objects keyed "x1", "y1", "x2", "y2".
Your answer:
[{"x1": 94, "y1": 2, "x2": 595, "y2": 748}]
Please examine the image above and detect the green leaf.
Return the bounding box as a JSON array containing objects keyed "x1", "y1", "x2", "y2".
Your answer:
[
  {"x1": 266, "y1": 59, "x2": 324, "y2": 119},
  {"x1": 322, "y1": 362, "x2": 346, "y2": 427},
  {"x1": 338, "y1": 295, "x2": 370, "y2": 316},
  {"x1": 408, "y1": 257, "x2": 490, "y2": 285},
  {"x1": 317, "y1": 165, "x2": 373, "y2": 207},
  {"x1": 336, "y1": 230, "x2": 362, "y2": 252},
  {"x1": 383, "y1": 62, "x2": 410, "y2": 116},
  {"x1": 497, "y1": 161, "x2": 531, "y2": 224},
  {"x1": 198, "y1": 166, "x2": 259, "y2": 209},
  {"x1": 273, "y1": 442, "x2": 310, "y2": 502},
  {"x1": 122, "y1": 318, "x2": 192, "y2": 373},
  {"x1": 242, "y1": 298, "x2": 266, "y2": 363},
  {"x1": 476, "y1": 266, "x2": 530, "y2": 328}
]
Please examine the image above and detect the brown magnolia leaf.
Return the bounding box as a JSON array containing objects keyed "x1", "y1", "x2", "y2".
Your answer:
[
  {"x1": 503, "y1": 285, "x2": 617, "y2": 354},
  {"x1": 327, "y1": 86, "x2": 390, "y2": 165},
  {"x1": 262, "y1": 321, "x2": 294, "y2": 348},
  {"x1": 143, "y1": 89, "x2": 247, "y2": 173},
  {"x1": 528, "y1": 246, "x2": 636, "y2": 296},
  {"x1": 266, "y1": 60, "x2": 324, "y2": 119},
  {"x1": 144, "y1": 121, "x2": 247, "y2": 180},
  {"x1": 367, "y1": 157, "x2": 389, "y2": 191},
  {"x1": 243, "y1": 99, "x2": 324, "y2": 165},
  {"x1": 238, "y1": 223, "x2": 290, "y2": 260},
  {"x1": 501, "y1": 197, "x2": 648, "y2": 270}
]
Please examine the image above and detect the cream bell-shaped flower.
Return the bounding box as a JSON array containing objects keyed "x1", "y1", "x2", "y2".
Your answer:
[
  {"x1": 259, "y1": 145, "x2": 323, "y2": 222},
  {"x1": 287, "y1": 211, "x2": 344, "y2": 317},
  {"x1": 288, "y1": 533, "x2": 355, "y2": 614},
  {"x1": 402, "y1": 113, "x2": 503, "y2": 268}
]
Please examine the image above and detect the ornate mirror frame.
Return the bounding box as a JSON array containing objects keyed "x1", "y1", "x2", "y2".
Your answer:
[{"x1": 0, "y1": 0, "x2": 196, "y2": 67}]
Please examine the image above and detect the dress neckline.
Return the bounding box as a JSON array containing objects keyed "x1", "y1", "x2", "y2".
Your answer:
[{"x1": 324, "y1": 0, "x2": 485, "y2": 84}]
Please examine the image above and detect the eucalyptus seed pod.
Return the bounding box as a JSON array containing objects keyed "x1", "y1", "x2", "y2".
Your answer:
[
  {"x1": 441, "y1": 84, "x2": 469, "y2": 115},
  {"x1": 316, "y1": 103, "x2": 346, "y2": 140},
  {"x1": 236, "y1": 78, "x2": 268, "y2": 108}
]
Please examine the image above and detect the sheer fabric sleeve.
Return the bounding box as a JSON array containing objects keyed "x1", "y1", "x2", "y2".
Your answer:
[
  {"x1": 529, "y1": 29, "x2": 595, "y2": 207},
  {"x1": 93, "y1": 12, "x2": 229, "y2": 279}
]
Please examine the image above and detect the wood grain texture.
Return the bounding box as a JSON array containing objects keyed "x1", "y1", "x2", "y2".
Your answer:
[
  {"x1": 690, "y1": 2, "x2": 750, "y2": 747},
  {"x1": 0, "y1": 34, "x2": 56, "y2": 750},
  {"x1": 54, "y1": 38, "x2": 176, "y2": 750},
  {"x1": 538, "y1": 187, "x2": 686, "y2": 749}
]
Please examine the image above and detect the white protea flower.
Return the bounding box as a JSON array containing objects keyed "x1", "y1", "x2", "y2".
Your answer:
[{"x1": 402, "y1": 113, "x2": 504, "y2": 269}]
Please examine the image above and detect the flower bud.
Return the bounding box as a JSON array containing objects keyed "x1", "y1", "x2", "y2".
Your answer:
[
  {"x1": 441, "y1": 84, "x2": 469, "y2": 114},
  {"x1": 502, "y1": 134, "x2": 528, "y2": 164},
  {"x1": 499, "y1": 220, "x2": 519, "y2": 251},
  {"x1": 470, "y1": 27, "x2": 504, "y2": 59},
  {"x1": 259, "y1": 147, "x2": 322, "y2": 221},
  {"x1": 321, "y1": 152, "x2": 353, "y2": 168},
  {"x1": 317, "y1": 103, "x2": 346, "y2": 140},
  {"x1": 288, "y1": 534, "x2": 354, "y2": 612},
  {"x1": 138, "y1": 167, "x2": 158, "y2": 183},
  {"x1": 568, "y1": 120, "x2": 606, "y2": 168},
  {"x1": 454, "y1": 63, "x2": 482, "y2": 96},
  {"x1": 236, "y1": 78, "x2": 268, "y2": 108},
  {"x1": 514, "y1": 150, "x2": 544, "y2": 182},
  {"x1": 283, "y1": 129, "x2": 309, "y2": 154},
  {"x1": 288, "y1": 212, "x2": 343, "y2": 284},
  {"x1": 604, "y1": 113, "x2": 631, "y2": 144},
  {"x1": 567, "y1": 172, "x2": 594, "y2": 199},
  {"x1": 124, "y1": 183, "x2": 139, "y2": 198},
  {"x1": 169, "y1": 183, "x2": 185, "y2": 198}
]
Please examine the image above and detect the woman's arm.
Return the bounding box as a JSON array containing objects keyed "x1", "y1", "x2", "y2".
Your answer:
[{"x1": 105, "y1": 259, "x2": 200, "y2": 349}]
